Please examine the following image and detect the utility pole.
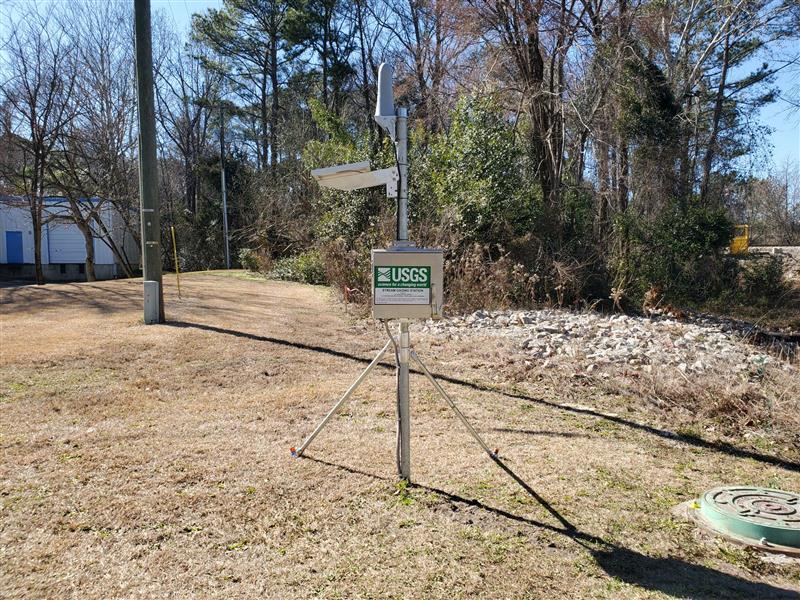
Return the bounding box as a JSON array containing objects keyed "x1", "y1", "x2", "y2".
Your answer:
[
  {"x1": 134, "y1": 0, "x2": 164, "y2": 323},
  {"x1": 220, "y1": 105, "x2": 230, "y2": 269}
]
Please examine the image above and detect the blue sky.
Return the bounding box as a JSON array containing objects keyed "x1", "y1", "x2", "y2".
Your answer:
[
  {"x1": 4, "y1": 0, "x2": 799, "y2": 174},
  {"x1": 757, "y1": 70, "x2": 799, "y2": 172},
  {"x1": 161, "y1": 0, "x2": 799, "y2": 175},
  {"x1": 152, "y1": 0, "x2": 222, "y2": 30}
]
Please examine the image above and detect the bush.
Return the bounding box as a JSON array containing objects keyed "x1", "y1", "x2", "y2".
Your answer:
[
  {"x1": 266, "y1": 250, "x2": 327, "y2": 285},
  {"x1": 173, "y1": 197, "x2": 226, "y2": 272},
  {"x1": 741, "y1": 255, "x2": 788, "y2": 306},
  {"x1": 238, "y1": 248, "x2": 265, "y2": 272},
  {"x1": 415, "y1": 95, "x2": 539, "y2": 246},
  {"x1": 442, "y1": 243, "x2": 593, "y2": 313},
  {"x1": 267, "y1": 256, "x2": 301, "y2": 281},
  {"x1": 299, "y1": 93, "x2": 604, "y2": 313},
  {"x1": 296, "y1": 250, "x2": 327, "y2": 285},
  {"x1": 302, "y1": 100, "x2": 396, "y2": 246},
  {"x1": 295, "y1": 95, "x2": 749, "y2": 315},
  {"x1": 445, "y1": 244, "x2": 525, "y2": 312},
  {"x1": 321, "y1": 237, "x2": 372, "y2": 296},
  {"x1": 627, "y1": 199, "x2": 734, "y2": 303}
]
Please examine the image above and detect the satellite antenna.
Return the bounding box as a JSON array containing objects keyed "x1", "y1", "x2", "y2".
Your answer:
[{"x1": 295, "y1": 64, "x2": 516, "y2": 491}]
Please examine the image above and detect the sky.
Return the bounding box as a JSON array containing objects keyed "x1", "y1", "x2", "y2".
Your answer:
[
  {"x1": 755, "y1": 71, "x2": 799, "y2": 173},
  {"x1": 158, "y1": 0, "x2": 800, "y2": 176},
  {"x1": 4, "y1": 0, "x2": 799, "y2": 176},
  {"x1": 152, "y1": 0, "x2": 222, "y2": 30}
]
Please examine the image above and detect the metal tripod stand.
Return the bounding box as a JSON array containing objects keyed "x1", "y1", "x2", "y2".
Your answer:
[
  {"x1": 293, "y1": 63, "x2": 564, "y2": 507},
  {"x1": 294, "y1": 320, "x2": 504, "y2": 483}
]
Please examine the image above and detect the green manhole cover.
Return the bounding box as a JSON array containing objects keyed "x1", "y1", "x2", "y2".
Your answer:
[{"x1": 699, "y1": 486, "x2": 800, "y2": 550}]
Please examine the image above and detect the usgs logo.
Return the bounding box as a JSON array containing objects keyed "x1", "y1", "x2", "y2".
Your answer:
[{"x1": 376, "y1": 266, "x2": 430, "y2": 286}]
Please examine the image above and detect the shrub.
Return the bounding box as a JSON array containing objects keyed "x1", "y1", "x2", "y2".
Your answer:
[
  {"x1": 267, "y1": 256, "x2": 301, "y2": 281},
  {"x1": 443, "y1": 243, "x2": 591, "y2": 312},
  {"x1": 266, "y1": 251, "x2": 327, "y2": 285},
  {"x1": 321, "y1": 237, "x2": 372, "y2": 297},
  {"x1": 445, "y1": 244, "x2": 523, "y2": 312},
  {"x1": 741, "y1": 255, "x2": 788, "y2": 306},
  {"x1": 238, "y1": 248, "x2": 264, "y2": 272},
  {"x1": 627, "y1": 199, "x2": 734, "y2": 303},
  {"x1": 173, "y1": 198, "x2": 226, "y2": 272},
  {"x1": 420, "y1": 95, "x2": 539, "y2": 246},
  {"x1": 296, "y1": 250, "x2": 327, "y2": 285},
  {"x1": 302, "y1": 101, "x2": 396, "y2": 247}
]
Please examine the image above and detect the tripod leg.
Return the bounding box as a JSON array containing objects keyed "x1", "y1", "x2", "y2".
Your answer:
[
  {"x1": 410, "y1": 350, "x2": 497, "y2": 458},
  {"x1": 410, "y1": 350, "x2": 575, "y2": 530},
  {"x1": 296, "y1": 340, "x2": 392, "y2": 456}
]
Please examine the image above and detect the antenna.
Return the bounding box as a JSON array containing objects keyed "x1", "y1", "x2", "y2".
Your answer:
[{"x1": 374, "y1": 63, "x2": 396, "y2": 141}]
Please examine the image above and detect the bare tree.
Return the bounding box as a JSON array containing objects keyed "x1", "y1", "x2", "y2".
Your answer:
[
  {"x1": 42, "y1": 1, "x2": 140, "y2": 280},
  {"x1": 155, "y1": 35, "x2": 220, "y2": 215},
  {"x1": 370, "y1": 0, "x2": 478, "y2": 133},
  {"x1": 0, "y1": 2, "x2": 78, "y2": 283},
  {"x1": 467, "y1": 0, "x2": 585, "y2": 235}
]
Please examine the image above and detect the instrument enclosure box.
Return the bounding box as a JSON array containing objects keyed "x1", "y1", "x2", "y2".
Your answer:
[{"x1": 372, "y1": 247, "x2": 443, "y2": 320}]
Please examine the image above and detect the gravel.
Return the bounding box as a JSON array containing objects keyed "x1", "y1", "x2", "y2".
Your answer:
[{"x1": 419, "y1": 308, "x2": 797, "y2": 376}]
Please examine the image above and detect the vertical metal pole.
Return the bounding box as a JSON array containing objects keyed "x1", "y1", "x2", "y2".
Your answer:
[
  {"x1": 220, "y1": 106, "x2": 231, "y2": 269},
  {"x1": 170, "y1": 225, "x2": 181, "y2": 299},
  {"x1": 394, "y1": 104, "x2": 411, "y2": 480},
  {"x1": 398, "y1": 319, "x2": 411, "y2": 481},
  {"x1": 396, "y1": 107, "x2": 408, "y2": 243},
  {"x1": 134, "y1": 0, "x2": 163, "y2": 322}
]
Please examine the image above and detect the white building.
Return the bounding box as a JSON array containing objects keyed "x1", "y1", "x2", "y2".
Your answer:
[{"x1": 0, "y1": 196, "x2": 139, "y2": 281}]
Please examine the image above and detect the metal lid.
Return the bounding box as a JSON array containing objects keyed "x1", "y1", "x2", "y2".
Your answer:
[{"x1": 699, "y1": 486, "x2": 800, "y2": 549}]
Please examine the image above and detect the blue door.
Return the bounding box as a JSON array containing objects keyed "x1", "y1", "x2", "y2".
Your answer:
[{"x1": 5, "y1": 231, "x2": 23, "y2": 264}]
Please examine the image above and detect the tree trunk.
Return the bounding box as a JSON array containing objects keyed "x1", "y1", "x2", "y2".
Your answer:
[
  {"x1": 699, "y1": 30, "x2": 731, "y2": 205},
  {"x1": 260, "y1": 68, "x2": 270, "y2": 168},
  {"x1": 616, "y1": 138, "x2": 629, "y2": 213},
  {"x1": 573, "y1": 129, "x2": 588, "y2": 185},
  {"x1": 92, "y1": 212, "x2": 135, "y2": 278},
  {"x1": 31, "y1": 208, "x2": 44, "y2": 284},
  {"x1": 184, "y1": 156, "x2": 196, "y2": 213},
  {"x1": 321, "y1": 4, "x2": 331, "y2": 110},
  {"x1": 595, "y1": 114, "x2": 610, "y2": 238},
  {"x1": 269, "y1": 14, "x2": 279, "y2": 176},
  {"x1": 72, "y1": 200, "x2": 97, "y2": 282},
  {"x1": 431, "y1": 0, "x2": 444, "y2": 132},
  {"x1": 79, "y1": 221, "x2": 97, "y2": 282},
  {"x1": 30, "y1": 167, "x2": 45, "y2": 284},
  {"x1": 409, "y1": 0, "x2": 429, "y2": 127},
  {"x1": 356, "y1": 0, "x2": 373, "y2": 150}
]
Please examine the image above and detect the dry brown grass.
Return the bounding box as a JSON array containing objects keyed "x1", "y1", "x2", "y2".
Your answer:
[
  {"x1": 1, "y1": 273, "x2": 799, "y2": 599},
  {"x1": 598, "y1": 367, "x2": 800, "y2": 449}
]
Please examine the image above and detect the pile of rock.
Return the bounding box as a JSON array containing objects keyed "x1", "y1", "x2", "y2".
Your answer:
[{"x1": 419, "y1": 309, "x2": 795, "y2": 375}]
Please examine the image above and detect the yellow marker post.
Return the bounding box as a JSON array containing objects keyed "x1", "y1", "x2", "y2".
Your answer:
[{"x1": 170, "y1": 225, "x2": 182, "y2": 299}]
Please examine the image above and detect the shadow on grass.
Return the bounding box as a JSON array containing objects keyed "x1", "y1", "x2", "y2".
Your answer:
[
  {"x1": 168, "y1": 320, "x2": 800, "y2": 475},
  {"x1": 492, "y1": 428, "x2": 591, "y2": 438},
  {"x1": 303, "y1": 455, "x2": 798, "y2": 600},
  {"x1": 2, "y1": 281, "x2": 137, "y2": 315}
]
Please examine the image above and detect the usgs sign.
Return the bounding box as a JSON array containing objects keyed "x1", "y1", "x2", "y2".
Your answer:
[
  {"x1": 375, "y1": 266, "x2": 431, "y2": 287},
  {"x1": 372, "y1": 248, "x2": 443, "y2": 320}
]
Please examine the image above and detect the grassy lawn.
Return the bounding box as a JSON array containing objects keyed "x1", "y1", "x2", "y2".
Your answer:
[{"x1": 1, "y1": 273, "x2": 798, "y2": 598}]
